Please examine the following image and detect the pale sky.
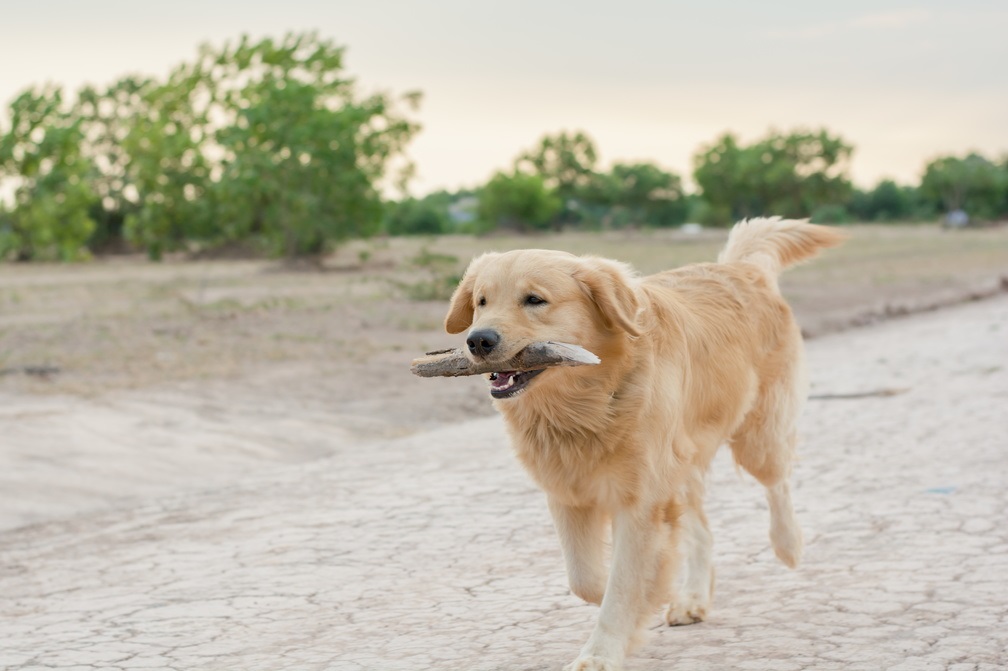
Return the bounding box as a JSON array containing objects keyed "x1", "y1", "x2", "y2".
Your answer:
[{"x1": 1, "y1": 0, "x2": 1006, "y2": 195}]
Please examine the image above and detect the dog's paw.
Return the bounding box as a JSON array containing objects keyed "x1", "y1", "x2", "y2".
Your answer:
[
  {"x1": 770, "y1": 525, "x2": 803, "y2": 569},
  {"x1": 664, "y1": 593, "x2": 709, "y2": 626},
  {"x1": 563, "y1": 655, "x2": 621, "y2": 671},
  {"x1": 772, "y1": 540, "x2": 802, "y2": 569}
]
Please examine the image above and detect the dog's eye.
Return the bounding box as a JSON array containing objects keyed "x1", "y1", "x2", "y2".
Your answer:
[
  {"x1": 478, "y1": 297, "x2": 486, "y2": 307},
  {"x1": 525, "y1": 295, "x2": 546, "y2": 306}
]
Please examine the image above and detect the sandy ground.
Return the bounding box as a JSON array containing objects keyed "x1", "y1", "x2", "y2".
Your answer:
[{"x1": 1, "y1": 292, "x2": 1005, "y2": 670}]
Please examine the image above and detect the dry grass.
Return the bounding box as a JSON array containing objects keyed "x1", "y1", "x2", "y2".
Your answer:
[{"x1": 1, "y1": 224, "x2": 1006, "y2": 397}]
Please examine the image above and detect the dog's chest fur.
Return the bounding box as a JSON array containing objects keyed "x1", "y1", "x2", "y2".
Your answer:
[{"x1": 497, "y1": 367, "x2": 660, "y2": 509}]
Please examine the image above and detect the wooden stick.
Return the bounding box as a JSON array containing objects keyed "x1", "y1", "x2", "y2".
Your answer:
[{"x1": 411, "y1": 342, "x2": 600, "y2": 378}]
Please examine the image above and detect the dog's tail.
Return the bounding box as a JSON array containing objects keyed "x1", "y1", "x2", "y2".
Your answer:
[{"x1": 718, "y1": 217, "x2": 846, "y2": 278}]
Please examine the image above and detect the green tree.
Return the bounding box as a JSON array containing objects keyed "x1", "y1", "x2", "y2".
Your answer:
[
  {"x1": 920, "y1": 153, "x2": 1008, "y2": 221},
  {"x1": 7, "y1": 32, "x2": 423, "y2": 261},
  {"x1": 75, "y1": 76, "x2": 151, "y2": 251},
  {"x1": 515, "y1": 130, "x2": 598, "y2": 226},
  {"x1": 692, "y1": 129, "x2": 853, "y2": 224},
  {"x1": 124, "y1": 72, "x2": 214, "y2": 258},
  {"x1": 0, "y1": 86, "x2": 97, "y2": 260},
  {"x1": 478, "y1": 171, "x2": 562, "y2": 233},
  {"x1": 202, "y1": 33, "x2": 421, "y2": 256},
  {"x1": 76, "y1": 73, "x2": 218, "y2": 257}
]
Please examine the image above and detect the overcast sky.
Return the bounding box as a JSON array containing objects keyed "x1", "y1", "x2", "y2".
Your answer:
[{"x1": 2, "y1": 0, "x2": 1006, "y2": 194}]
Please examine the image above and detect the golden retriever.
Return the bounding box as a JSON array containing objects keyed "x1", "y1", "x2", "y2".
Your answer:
[{"x1": 443, "y1": 218, "x2": 845, "y2": 671}]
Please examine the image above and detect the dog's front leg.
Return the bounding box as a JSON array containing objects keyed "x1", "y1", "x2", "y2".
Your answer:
[
  {"x1": 565, "y1": 506, "x2": 668, "y2": 671},
  {"x1": 548, "y1": 498, "x2": 608, "y2": 605}
]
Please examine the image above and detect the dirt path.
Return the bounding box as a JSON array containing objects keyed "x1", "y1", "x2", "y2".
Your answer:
[{"x1": 1, "y1": 293, "x2": 1005, "y2": 670}]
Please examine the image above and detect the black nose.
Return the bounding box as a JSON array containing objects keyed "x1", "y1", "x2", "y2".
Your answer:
[{"x1": 466, "y1": 329, "x2": 500, "y2": 358}]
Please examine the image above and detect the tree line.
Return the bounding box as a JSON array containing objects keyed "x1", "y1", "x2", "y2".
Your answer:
[
  {"x1": 0, "y1": 33, "x2": 418, "y2": 261},
  {"x1": 391, "y1": 130, "x2": 1008, "y2": 236},
  {"x1": 2, "y1": 32, "x2": 1007, "y2": 261}
]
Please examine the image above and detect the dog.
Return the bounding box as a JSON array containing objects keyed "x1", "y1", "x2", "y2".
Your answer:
[{"x1": 443, "y1": 218, "x2": 845, "y2": 670}]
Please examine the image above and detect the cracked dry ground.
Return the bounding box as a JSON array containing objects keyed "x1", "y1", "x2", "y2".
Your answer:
[{"x1": 2, "y1": 296, "x2": 1007, "y2": 671}]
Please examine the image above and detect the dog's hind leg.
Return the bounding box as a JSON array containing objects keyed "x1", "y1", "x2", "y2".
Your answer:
[
  {"x1": 765, "y1": 477, "x2": 802, "y2": 568},
  {"x1": 730, "y1": 423, "x2": 803, "y2": 567}
]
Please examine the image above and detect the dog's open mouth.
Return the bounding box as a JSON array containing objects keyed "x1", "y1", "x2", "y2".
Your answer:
[{"x1": 488, "y1": 369, "x2": 545, "y2": 399}]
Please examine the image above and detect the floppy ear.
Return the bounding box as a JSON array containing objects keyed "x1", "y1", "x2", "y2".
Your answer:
[
  {"x1": 444, "y1": 254, "x2": 494, "y2": 334},
  {"x1": 574, "y1": 257, "x2": 641, "y2": 337}
]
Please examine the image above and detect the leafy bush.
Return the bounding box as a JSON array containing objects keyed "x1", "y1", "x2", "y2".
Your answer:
[
  {"x1": 384, "y1": 197, "x2": 451, "y2": 236},
  {"x1": 810, "y1": 204, "x2": 852, "y2": 224},
  {"x1": 847, "y1": 180, "x2": 935, "y2": 223},
  {"x1": 478, "y1": 171, "x2": 562, "y2": 232}
]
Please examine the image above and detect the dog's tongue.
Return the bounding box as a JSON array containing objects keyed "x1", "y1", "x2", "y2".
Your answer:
[{"x1": 490, "y1": 371, "x2": 518, "y2": 390}]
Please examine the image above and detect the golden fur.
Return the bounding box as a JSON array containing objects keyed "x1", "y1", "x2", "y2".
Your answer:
[{"x1": 444, "y1": 218, "x2": 846, "y2": 671}]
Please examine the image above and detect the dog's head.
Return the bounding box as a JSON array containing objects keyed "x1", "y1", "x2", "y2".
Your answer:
[{"x1": 444, "y1": 249, "x2": 640, "y2": 399}]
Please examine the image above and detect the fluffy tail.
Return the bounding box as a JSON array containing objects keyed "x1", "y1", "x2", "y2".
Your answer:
[{"x1": 718, "y1": 217, "x2": 847, "y2": 278}]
